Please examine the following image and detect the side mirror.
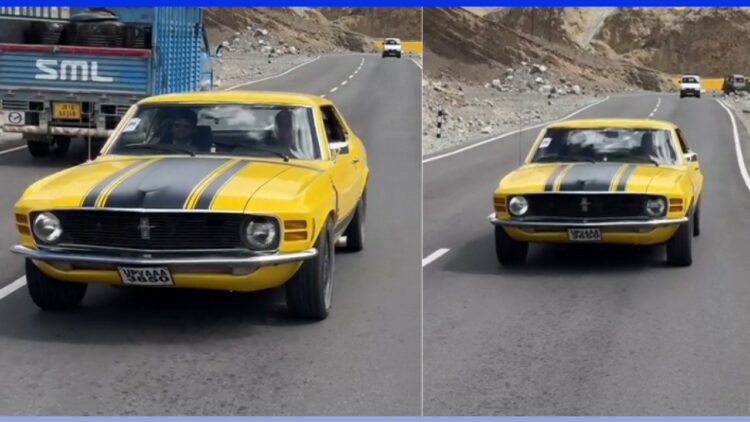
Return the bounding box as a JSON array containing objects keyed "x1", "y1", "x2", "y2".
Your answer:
[
  {"x1": 684, "y1": 150, "x2": 698, "y2": 162},
  {"x1": 329, "y1": 141, "x2": 349, "y2": 156}
]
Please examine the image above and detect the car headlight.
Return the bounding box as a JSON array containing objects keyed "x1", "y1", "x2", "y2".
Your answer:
[
  {"x1": 508, "y1": 196, "x2": 529, "y2": 216},
  {"x1": 243, "y1": 217, "x2": 279, "y2": 251},
  {"x1": 645, "y1": 197, "x2": 666, "y2": 217},
  {"x1": 32, "y1": 212, "x2": 62, "y2": 244}
]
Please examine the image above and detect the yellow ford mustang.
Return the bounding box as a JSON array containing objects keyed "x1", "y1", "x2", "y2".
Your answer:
[
  {"x1": 491, "y1": 119, "x2": 703, "y2": 267},
  {"x1": 12, "y1": 91, "x2": 369, "y2": 320}
]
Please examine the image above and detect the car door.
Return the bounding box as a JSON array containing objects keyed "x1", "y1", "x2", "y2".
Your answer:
[
  {"x1": 320, "y1": 105, "x2": 360, "y2": 228},
  {"x1": 675, "y1": 128, "x2": 703, "y2": 199}
]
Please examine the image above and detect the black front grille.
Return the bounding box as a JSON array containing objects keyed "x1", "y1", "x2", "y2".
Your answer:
[
  {"x1": 37, "y1": 210, "x2": 249, "y2": 251},
  {"x1": 524, "y1": 194, "x2": 658, "y2": 219}
]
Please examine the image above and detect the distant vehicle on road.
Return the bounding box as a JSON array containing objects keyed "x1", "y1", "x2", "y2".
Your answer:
[
  {"x1": 723, "y1": 74, "x2": 746, "y2": 94},
  {"x1": 0, "y1": 7, "x2": 217, "y2": 159},
  {"x1": 490, "y1": 119, "x2": 703, "y2": 267},
  {"x1": 382, "y1": 37, "x2": 402, "y2": 59},
  {"x1": 680, "y1": 74, "x2": 702, "y2": 98}
]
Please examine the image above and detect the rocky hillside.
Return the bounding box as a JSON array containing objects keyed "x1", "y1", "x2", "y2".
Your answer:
[
  {"x1": 487, "y1": 7, "x2": 750, "y2": 76},
  {"x1": 425, "y1": 7, "x2": 671, "y2": 93},
  {"x1": 204, "y1": 7, "x2": 420, "y2": 54}
]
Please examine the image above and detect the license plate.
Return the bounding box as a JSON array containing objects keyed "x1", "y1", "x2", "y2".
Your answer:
[
  {"x1": 567, "y1": 228, "x2": 602, "y2": 242},
  {"x1": 118, "y1": 266, "x2": 174, "y2": 286},
  {"x1": 53, "y1": 102, "x2": 81, "y2": 120}
]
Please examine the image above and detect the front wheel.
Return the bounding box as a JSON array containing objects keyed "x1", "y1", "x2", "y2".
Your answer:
[
  {"x1": 286, "y1": 218, "x2": 335, "y2": 320},
  {"x1": 52, "y1": 136, "x2": 71, "y2": 157},
  {"x1": 342, "y1": 192, "x2": 366, "y2": 252},
  {"x1": 693, "y1": 204, "x2": 700, "y2": 237},
  {"x1": 27, "y1": 140, "x2": 49, "y2": 158},
  {"x1": 666, "y1": 218, "x2": 693, "y2": 266},
  {"x1": 494, "y1": 226, "x2": 528, "y2": 266},
  {"x1": 25, "y1": 259, "x2": 87, "y2": 310}
]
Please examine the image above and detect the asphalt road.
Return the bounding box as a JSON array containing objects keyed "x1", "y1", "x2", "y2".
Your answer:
[
  {"x1": 423, "y1": 93, "x2": 750, "y2": 415},
  {"x1": 0, "y1": 54, "x2": 422, "y2": 415}
]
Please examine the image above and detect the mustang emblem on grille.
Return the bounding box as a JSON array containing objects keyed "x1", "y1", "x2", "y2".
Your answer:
[
  {"x1": 580, "y1": 197, "x2": 592, "y2": 213},
  {"x1": 137, "y1": 217, "x2": 156, "y2": 240}
]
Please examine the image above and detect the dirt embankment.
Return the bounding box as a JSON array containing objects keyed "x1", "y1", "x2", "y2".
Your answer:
[{"x1": 488, "y1": 7, "x2": 750, "y2": 77}]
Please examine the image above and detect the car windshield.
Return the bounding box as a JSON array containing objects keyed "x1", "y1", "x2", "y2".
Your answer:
[
  {"x1": 108, "y1": 104, "x2": 321, "y2": 160},
  {"x1": 682, "y1": 77, "x2": 698, "y2": 83},
  {"x1": 531, "y1": 127, "x2": 678, "y2": 165},
  {"x1": 385, "y1": 39, "x2": 400, "y2": 45}
]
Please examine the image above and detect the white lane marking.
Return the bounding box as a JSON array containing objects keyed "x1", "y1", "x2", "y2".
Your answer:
[
  {"x1": 330, "y1": 87, "x2": 339, "y2": 93},
  {"x1": 423, "y1": 248, "x2": 450, "y2": 267},
  {"x1": 0, "y1": 276, "x2": 26, "y2": 301},
  {"x1": 424, "y1": 96, "x2": 611, "y2": 163},
  {"x1": 348, "y1": 75, "x2": 354, "y2": 79},
  {"x1": 341, "y1": 80, "x2": 348, "y2": 86},
  {"x1": 717, "y1": 99, "x2": 750, "y2": 192},
  {"x1": 411, "y1": 58, "x2": 423, "y2": 70},
  {"x1": 0, "y1": 145, "x2": 27, "y2": 155},
  {"x1": 647, "y1": 97, "x2": 661, "y2": 119},
  {"x1": 320, "y1": 94, "x2": 326, "y2": 98},
  {"x1": 224, "y1": 56, "x2": 321, "y2": 90}
]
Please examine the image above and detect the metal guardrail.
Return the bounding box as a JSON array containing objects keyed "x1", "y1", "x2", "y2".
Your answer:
[{"x1": 0, "y1": 7, "x2": 70, "y2": 21}]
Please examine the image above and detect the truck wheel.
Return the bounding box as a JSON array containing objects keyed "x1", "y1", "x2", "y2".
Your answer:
[
  {"x1": 27, "y1": 140, "x2": 49, "y2": 158},
  {"x1": 495, "y1": 226, "x2": 528, "y2": 266},
  {"x1": 286, "y1": 218, "x2": 334, "y2": 320},
  {"x1": 25, "y1": 259, "x2": 87, "y2": 310},
  {"x1": 52, "y1": 136, "x2": 71, "y2": 157},
  {"x1": 342, "y1": 192, "x2": 366, "y2": 252},
  {"x1": 666, "y1": 218, "x2": 693, "y2": 266}
]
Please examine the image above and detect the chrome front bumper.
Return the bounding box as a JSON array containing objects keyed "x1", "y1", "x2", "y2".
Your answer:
[
  {"x1": 489, "y1": 216, "x2": 688, "y2": 230},
  {"x1": 10, "y1": 245, "x2": 317, "y2": 267}
]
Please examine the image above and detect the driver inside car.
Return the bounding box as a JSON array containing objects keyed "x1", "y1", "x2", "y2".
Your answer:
[{"x1": 262, "y1": 109, "x2": 304, "y2": 158}]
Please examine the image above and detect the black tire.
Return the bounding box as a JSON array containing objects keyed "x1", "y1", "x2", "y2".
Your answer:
[
  {"x1": 693, "y1": 204, "x2": 701, "y2": 237},
  {"x1": 342, "y1": 191, "x2": 365, "y2": 252},
  {"x1": 666, "y1": 217, "x2": 693, "y2": 266},
  {"x1": 397, "y1": 53, "x2": 402, "y2": 59},
  {"x1": 25, "y1": 259, "x2": 87, "y2": 310},
  {"x1": 52, "y1": 136, "x2": 71, "y2": 157},
  {"x1": 494, "y1": 226, "x2": 528, "y2": 266},
  {"x1": 27, "y1": 140, "x2": 49, "y2": 158},
  {"x1": 286, "y1": 218, "x2": 334, "y2": 320}
]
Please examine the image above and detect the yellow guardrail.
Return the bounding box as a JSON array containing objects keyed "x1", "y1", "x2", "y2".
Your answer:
[
  {"x1": 373, "y1": 40, "x2": 422, "y2": 54},
  {"x1": 671, "y1": 77, "x2": 726, "y2": 91}
]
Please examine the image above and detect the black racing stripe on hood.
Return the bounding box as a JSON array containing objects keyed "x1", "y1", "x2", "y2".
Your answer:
[
  {"x1": 616, "y1": 164, "x2": 636, "y2": 191},
  {"x1": 558, "y1": 163, "x2": 623, "y2": 192},
  {"x1": 194, "y1": 160, "x2": 250, "y2": 209},
  {"x1": 104, "y1": 158, "x2": 230, "y2": 209},
  {"x1": 544, "y1": 165, "x2": 565, "y2": 192},
  {"x1": 81, "y1": 159, "x2": 144, "y2": 207}
]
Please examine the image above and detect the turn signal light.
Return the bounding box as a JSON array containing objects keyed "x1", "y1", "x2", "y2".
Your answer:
[
  {"x1": 284, "y1": 220, "x2": 307, "y2": 230},
  {"x1": 494, "y1": 196, "x2": 506, "y2": 212},
  {"x1": 668, "y1": 198, "x2": 684, "y2": 213},
  {"x1": 284, "y1": 231, "x2": 308, "y2": 241}
]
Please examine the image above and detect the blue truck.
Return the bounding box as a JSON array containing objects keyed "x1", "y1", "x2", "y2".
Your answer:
[{"x1": 0, "y1": 7, "x2": 217, "y2": 158}]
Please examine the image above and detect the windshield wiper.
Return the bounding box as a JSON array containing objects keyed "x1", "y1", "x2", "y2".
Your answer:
[
  {"x1": 534, "y1": 154, "x2": 596, "y2": 163},
  {"x1": 124, "y1": 143, "x2": 196, "y2": 157}
]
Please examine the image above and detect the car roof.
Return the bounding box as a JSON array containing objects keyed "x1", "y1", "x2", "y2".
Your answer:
[
  {"x1": 139, "y1": 90, "x2": 331, "y2": 107},
  {"x1": 384, "y1": 37, "x2": 401, "y2": 41},
  {"x1": 548, "y1": 118, "x2": 678, "y2": 130},
  {"x1": 682, "y1": 74, "x2": 701, "y2": 79}
]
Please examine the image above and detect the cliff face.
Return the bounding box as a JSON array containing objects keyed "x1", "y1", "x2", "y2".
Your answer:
[{"x1": 486, "y1": 7, "x2": 750, "y2": 76}]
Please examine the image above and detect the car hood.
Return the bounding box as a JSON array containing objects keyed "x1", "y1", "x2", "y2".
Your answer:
[
  {"x1": 21, "y1": 156, "x2": 325, "y2": 211},
  {"x1": 499, "y1": 162, "x2": 686, "y2": 193}
]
